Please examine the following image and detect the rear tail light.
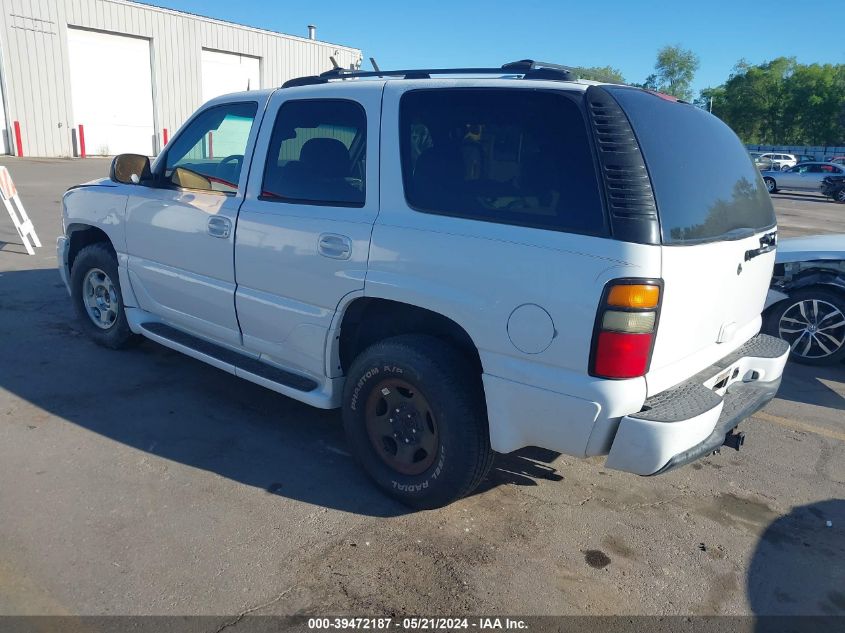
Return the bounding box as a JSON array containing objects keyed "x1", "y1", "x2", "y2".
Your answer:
[{"x1": 590, "y1": 280, "x2": 662, "y2": 379}]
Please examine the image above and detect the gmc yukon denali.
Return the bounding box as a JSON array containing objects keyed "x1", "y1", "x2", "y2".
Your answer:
[{"x1": 57, "y1": 60, "x2": 789, "y2": 508}]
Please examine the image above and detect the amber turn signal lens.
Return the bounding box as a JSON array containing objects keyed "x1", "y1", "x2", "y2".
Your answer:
[{"x1": 607, "y1": 284, "x2": 660, "y2": 309}]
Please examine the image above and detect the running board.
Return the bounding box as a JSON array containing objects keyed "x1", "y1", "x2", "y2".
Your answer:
[{"x1": 139, "y1": 322, "x2": 319, "y2": 393}]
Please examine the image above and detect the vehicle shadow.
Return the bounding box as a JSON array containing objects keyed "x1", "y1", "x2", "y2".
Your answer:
[
  {"x1": 776, "y1": 362, "x2": 845, "y2": 411},
  {"x1": 748, "y1": 499, "x2": 844, "y2": 628},
  {"x1": 0, "y1": 268, "x2": 558, "y2": 517}
]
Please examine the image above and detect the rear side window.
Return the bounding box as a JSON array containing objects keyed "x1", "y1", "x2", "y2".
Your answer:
[
  {"x1": 607, "y1": 87, "x2": 776, "y2": 245},
  {"x1": 399, "y1": 89, "x2": 606, "y2": 235},
  {"x1": 262, "y1": 99, "x2": 366, "y2": 207}
]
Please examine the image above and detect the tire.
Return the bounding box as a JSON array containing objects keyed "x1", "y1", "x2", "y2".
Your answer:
[
  {"x1": 764, "y1": 177, "x2": 777, "y2": 194},
  {"x1": 835, "y1": 188, "x2": 845, "y2": 204},
  {"x1": 765, "y1": 288, "x2": 845, "y2": 366},
  {"x1": 70, "y1": 242, "x2": 140, "y2": 349},
  {"x1": 342, "y1": 334, "x2": 493, "y2": 509}
]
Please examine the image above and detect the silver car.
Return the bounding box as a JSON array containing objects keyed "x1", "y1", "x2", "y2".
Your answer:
[{"x1": 762, "y1": 162, "x2": 845, "y2": 194}]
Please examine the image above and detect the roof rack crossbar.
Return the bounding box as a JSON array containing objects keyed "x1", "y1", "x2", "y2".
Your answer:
[{"x1": 281, "y1": 59, "x2": 576, "y2": 88}]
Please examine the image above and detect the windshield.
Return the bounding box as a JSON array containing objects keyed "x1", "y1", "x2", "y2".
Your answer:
[{"x1": 607, "y1": 87, "x2": 776, "y2": 245}]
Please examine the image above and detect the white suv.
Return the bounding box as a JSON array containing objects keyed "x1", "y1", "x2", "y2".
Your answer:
[
  {"x1": 758, "y1": 153, "x2": 797, "y2": 171},
  {"x1": 57, "y1": 61, "x2": 789, "y2": 508}
]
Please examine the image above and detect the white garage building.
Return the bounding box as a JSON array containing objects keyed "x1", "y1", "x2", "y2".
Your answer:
[{"x1": 0, "y1": 0, "x2": 362, "y2": 157}]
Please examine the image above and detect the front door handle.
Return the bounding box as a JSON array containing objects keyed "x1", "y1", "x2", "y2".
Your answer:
[
  {"x1": 318, "y1": 233, "x2": 352, "y2": 260},
  {"x1": 207, "y1": 216, "x2": 231, "y2": 239}
]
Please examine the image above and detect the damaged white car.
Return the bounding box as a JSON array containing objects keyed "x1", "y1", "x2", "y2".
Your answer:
[{"x1": 764, "y1": 234, "x2": 845, "y2": 365}]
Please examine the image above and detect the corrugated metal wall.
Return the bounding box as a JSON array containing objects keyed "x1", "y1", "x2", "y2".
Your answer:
[{"x1": 0, "y1": 0, "x2": 362, "y2": 157}]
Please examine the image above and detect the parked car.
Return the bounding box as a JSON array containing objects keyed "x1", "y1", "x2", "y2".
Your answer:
[
  {"x1": 795, "y1": 154, "x2": 816, "y2": 163},
  {"x1": 822, "y1": 175, "x2": 845, "y2": 203},
  {"x1": 764, "y1": 234, "x2": 845, "y2": 365},
  {"x1": 756, "y1": 152, "x2": 797, "y2": 171},
  {"x1": 57, "y1": 60, "x2": 788, "y2": 508},
  {"x1": 828, "y1": 156, "x2": 845, "y2": 165},
  {"x1": 750, "y1": 152, "x2": 775, "y2": 171},
  {"x1": 762, "y1": 162, "x2": 845, "y2": 194}
]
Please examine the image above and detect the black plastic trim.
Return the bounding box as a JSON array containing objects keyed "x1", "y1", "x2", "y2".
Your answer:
[
  {"x1": 585, "y1": 85, "x2": 660, "y2": 245},
  {"x1": 282, "y1": 60, "x2": 576, "y2": 88},
  {"x1": 140, "y1": 322, "x2": 318, "y2": 393}
]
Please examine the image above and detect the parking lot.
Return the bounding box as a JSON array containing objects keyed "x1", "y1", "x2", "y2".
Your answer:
[{"x1": 0, "y1": 157, "x2": 842, "y2": 617}]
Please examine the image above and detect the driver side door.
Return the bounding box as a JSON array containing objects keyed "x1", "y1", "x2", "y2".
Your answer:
[{"x1": 125, "y1": 99, "x2": 263, "y2": 347}]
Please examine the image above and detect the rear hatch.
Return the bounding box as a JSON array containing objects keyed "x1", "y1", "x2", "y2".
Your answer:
[{"x1": 601, "y1": 87, "x2": 777, "y2": 395}]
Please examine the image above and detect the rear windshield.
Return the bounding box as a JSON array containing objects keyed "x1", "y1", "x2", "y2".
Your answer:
[{"x1": 608, "y1": 87, "x2": 776, "y2": 245}]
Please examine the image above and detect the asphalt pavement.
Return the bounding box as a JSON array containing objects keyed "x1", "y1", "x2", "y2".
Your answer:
[{"x1": 0, "y1": 157, "x2": 842, "y2": 617}]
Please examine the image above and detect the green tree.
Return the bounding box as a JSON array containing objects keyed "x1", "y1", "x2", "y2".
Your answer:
[
  {"x1": 719, "y1": 57, "x2": 794, "y2": 143},
  {"x1": 644, "y1": 45, "x2": 700, "y2": 101},
  {"x1": 702, "y1": 58, "x2": 845, "y2": 145},
  {"x1": 693, "y1": 86, "x2": 725, "y2": 114},
  {"x1": 781, "y1": 63, "x2": 845, "y2": 145},
  {"x1": 572, "y1": 65, "x2": 625, "y2": 84}
]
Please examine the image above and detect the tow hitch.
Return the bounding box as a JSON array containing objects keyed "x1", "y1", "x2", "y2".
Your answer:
[{"x1": 723, "y1": 431, "x2": 746, "y2": 451}]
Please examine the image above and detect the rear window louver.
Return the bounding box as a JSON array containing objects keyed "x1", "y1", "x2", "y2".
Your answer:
[{"x1": 586, "y1": 86, "x2": 660, "y2": 245}]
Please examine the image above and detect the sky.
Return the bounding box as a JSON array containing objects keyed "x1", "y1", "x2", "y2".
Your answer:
[{"x1": 139, "y1": 0, "x2": 845, "y2": 94}]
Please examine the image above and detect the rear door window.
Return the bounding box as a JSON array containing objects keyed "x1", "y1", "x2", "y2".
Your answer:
[
  {"x1": 261, "y1": 99, "x2": 366, "y2": 207},
  {"x1": 606, "y1": 87, "x2": 776, "y2": 244},
  {"x1": 399, "y1": 89, "x2": 606, "y2": 235}
]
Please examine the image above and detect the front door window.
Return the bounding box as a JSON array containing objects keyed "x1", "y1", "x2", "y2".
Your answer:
[{"x1": 163, "y1": 102, "x2": 258, "y2": 193}]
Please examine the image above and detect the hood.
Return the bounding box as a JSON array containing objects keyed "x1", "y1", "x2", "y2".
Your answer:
[
  {"x1": 776, "y1": 234, "x2": 845, "y2": 263},
  {"x1": 80, "y1": 177, "x2": 116, "y2": 187}
]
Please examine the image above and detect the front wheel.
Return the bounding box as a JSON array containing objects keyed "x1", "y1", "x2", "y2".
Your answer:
[
  {"x1": 70, "y1": 242, "x2": 140, "y2": 349},
  {"x1": 342, "y1": 335, "x2": 493, "y2": 509},
  {"x1": 835, "y1": 188, "x2": 845, "y2": 204},
  {"x1": 766, "y1": 288, "x2": 845, "y2": 365},
  {"x1": 764, "y1": 177, "x2": 777, "y2": 194}
]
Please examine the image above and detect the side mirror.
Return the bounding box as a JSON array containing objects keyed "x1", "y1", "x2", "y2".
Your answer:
[{"x1": 110, "y1": 154, "x2": 152, "y2": 185}]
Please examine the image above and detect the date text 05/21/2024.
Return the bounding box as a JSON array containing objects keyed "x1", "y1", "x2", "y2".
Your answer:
[{"x1": 307, "y1": 618, "x2": 529, "y2": 630}]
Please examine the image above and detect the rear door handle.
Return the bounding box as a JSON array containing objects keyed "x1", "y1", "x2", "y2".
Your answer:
[
  {"x1": 318, "y1": 233, "x2": 352, "y2": 260},
  {"x1": 207, "y1": 216, "x2": 231, "y2": 239}
]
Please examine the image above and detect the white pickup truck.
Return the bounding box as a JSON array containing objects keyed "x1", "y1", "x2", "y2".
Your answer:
[{"x1": 58, "y1": 61, "x2": 789, "y2": 508}]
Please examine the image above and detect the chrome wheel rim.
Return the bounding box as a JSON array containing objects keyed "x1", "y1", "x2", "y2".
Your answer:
[
  {"x1": 779, "y1": 299, "x2": 845, "y2": 359},
  {"x1": 83, "y1": 268, "x2": 118, "y2": 330},
  {"x1": 836, "y1": 189, "x2": 845, "y2": 203},
  {"x1": 766, "y1": 179, "x2": 775, "y2": 193}
]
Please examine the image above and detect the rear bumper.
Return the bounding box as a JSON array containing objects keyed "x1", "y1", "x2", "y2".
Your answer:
[{"x1": 605, "y1": 333, "x2": 789, "y2": 475}]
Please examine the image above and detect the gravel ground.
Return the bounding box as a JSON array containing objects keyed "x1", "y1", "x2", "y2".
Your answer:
[{"x1": 0, "y1": 157, "x2": 842, "y2": 617}]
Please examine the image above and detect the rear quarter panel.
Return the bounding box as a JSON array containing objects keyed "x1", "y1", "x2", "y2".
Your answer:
[{"x1": 370, "y1": 81, "x2": 662, "y2": 457}]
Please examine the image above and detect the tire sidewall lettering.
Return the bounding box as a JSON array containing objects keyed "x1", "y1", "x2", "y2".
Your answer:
[
  {"x1": 349, "y1": 364, "x2": 406, "y2": 412},
  {"x1": 391, "y1": 444, "x2": 446, "y2": 493}
]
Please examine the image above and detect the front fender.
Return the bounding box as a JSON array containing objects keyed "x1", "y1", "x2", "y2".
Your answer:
[{"x1": 62, "y1": 183, "x2": 130, "y2": 254}]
